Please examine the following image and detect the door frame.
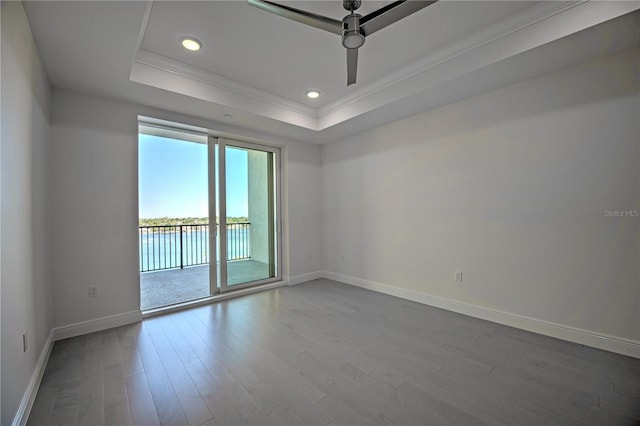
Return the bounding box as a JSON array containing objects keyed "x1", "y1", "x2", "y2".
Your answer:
[
  {"x1": 217, "y1": 137, "x2": 282, "y2": 293},
  {"x1": 138, "y1": 117, "x2": 284, "y2": 306},
  {"x1": 208, "y1": 136, "x2": 219, "y2": 295}
]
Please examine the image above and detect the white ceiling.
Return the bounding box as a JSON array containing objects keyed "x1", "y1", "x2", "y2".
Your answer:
[
  {"x1": 23, "y1": 1, "x2": 640, "y2": 144},
  {"x1": 140, "y1": 1, "x2": 534, "y2": 107}
]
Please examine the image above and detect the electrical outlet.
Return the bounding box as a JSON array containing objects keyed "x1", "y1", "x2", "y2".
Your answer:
[
  {"x1": 23, "y1": 333, "x2": 28, "y2": 353},
  {"x1": 455, "y1": 271, "x2": 463, "y2": 283},
  {"x1": 89, "y1": 286, "x2": 98, "y2": 297}
]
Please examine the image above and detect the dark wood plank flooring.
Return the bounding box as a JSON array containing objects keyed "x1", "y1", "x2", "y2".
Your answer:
[{"x1": 28, "y1": 279, "x2": 640, "y2": 425}]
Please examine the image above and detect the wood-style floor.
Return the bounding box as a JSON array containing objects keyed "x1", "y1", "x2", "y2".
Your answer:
[{"x1": 28, "y1": 279, "x2": 640, "y2": 425}]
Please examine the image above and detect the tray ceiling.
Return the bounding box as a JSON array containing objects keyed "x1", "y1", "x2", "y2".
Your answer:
[{"x1": 23, "y1": 1, "x2": 640, "y2": 143}]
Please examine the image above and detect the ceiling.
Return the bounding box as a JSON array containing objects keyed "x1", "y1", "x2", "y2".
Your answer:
[
  {"x1": 23, "y1": 1, "x2": 640, "y2": 144},
  {"x1": 140, "y1": 1, "x2": 534, "y2": 107}
]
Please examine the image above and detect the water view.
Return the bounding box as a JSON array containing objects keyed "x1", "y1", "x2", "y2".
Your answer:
[{"x1": 139, "y1": 222, "x2": 250, "y2": 272}]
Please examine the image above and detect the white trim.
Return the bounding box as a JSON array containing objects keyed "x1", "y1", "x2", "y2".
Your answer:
[
  {"x1": 52, "y1": 310, "x2": 142, "y2": 341},
  {"x1": 16, "y1": 270, "x2": 638, "y2": 425},
  {"x1": 12, "y1": 331, "x2": 54, "y2": 426},
  {"x1": 323, "y1": 271, "x2": 640, "y2": 360},
  {"x1": 288, "y1": 270, "x2": 324, "y2": 286},
  {"x1": 134, "y1": 1, "x2": 154, "y2": 52},
  {"x1": 139, "y1": 123, "x2": 207, "y2": 144},
  {"x1": 208, "y1": 136, "x2": 218, "y2": 298},
  {"x1": 134, "y1": 50, "x2": 317, "y2": 120},
  {"x1": 130, "y1": 1, "x2": 640, "y2": 133},
  {"x1": 317, "y1": 0, "x2": 640, "y2": 130},
  {"x1": 138, "y1": 115, "x2": 289, "y2": 150},
  {"x1": 131, "y1": 50, "x2": 318, "y2": 131},
  {"x1": 218, "y1": 138, "x2": 229, "y2": 292},
  {"x1": 218, "y1": 138, "x2": 283, "y2": 292},
  {"x1": 317, "y1": 1, "x2": 583, "y2": 118}
]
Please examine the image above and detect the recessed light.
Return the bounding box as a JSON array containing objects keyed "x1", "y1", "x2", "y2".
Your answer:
[
  {"x1": 181, "y1": 37, "x2": 202, "y2": 51},
  {"x1": 224, "y1": 114, "x2": 233, "y2": 119},
  {"x1": 306, "y1": 90, "x2": 320, "y2": 99}
]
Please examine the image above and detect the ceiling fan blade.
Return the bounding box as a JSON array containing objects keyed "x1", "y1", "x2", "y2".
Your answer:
[
  {"x1": 347, "y1": 48, "x2": 358, "y2": 86},
  {"x1": 360, "y1": 0, "x2": 437, "y2": 36},
  {"x1": 248, "y1": 0, "x2": 343, "y2": 35}
]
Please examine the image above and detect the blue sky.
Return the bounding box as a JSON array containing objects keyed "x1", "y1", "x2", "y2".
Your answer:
[{"x1": 139, "y1": 134, "x2": 248, "y2": 218}]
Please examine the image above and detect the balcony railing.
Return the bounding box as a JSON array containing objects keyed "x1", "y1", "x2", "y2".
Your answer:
[{"x1": 138, "y1": 223, "x2": 250, "y2": 272}]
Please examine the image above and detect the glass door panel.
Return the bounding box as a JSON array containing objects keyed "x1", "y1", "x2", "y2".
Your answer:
[
  {"x1": 221, "y1": 140, "x2": 279, "y2": 290},
  {"x1": 138, "y1": 126, "x2": 217, "y2": 309}
]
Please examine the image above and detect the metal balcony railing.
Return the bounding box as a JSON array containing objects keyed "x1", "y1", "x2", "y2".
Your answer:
[{"x1": 138, "y1": 223, "x2": 250, "y2": 272}]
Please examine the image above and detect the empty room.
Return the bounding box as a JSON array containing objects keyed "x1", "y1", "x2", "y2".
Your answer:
[{"x1": 1, "y1": 1, "x2": 639, "y2": 425}]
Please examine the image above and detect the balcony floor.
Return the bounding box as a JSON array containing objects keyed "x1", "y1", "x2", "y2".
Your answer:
[{"x1": 140, "y1": 260, "x2": 269, "y2": 310}]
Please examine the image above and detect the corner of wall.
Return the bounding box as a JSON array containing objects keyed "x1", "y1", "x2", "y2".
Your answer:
[
  {"x1": 10, "y1": 331, "x2": 53, "y2": 426},
  {"x1": 1, "y1": 2, "x2": 54, "y2": 424}
]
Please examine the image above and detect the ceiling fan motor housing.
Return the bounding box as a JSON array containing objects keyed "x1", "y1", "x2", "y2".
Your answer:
[
  {"x1": 343, "y1": 0, "x2": 362, "y2": 12},
  {"x1": 342, "y1": 13, "x2": 365, "y2": 49}
]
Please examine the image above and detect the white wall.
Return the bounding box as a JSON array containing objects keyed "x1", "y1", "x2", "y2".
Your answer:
[
  {"x1": 1, "y1": 2, "x2": 53, "y2": 424},
  {"x1": 50, "y1": 91, "x2": 141, "y2": 327},
  {"x1": 322, "y1": 47, "x2": 640, "y2": 344},
  {"x1": 283, "y1": 140, "x2": 323, "y2": 280},
  {"x1": 50, "y1": 89, "x2": 323, "y2": 327}
]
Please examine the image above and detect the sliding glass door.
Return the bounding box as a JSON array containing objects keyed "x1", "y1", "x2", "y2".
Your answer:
[
  {"x1": 139, "y1": 125, "x2": 280, "y2": 310},
  {"x1": 217, "y1": 138, "x2": 280, "y2": 292},
  {"x1": 138, "y1": 127, "x2": 215, "y2": 309}
]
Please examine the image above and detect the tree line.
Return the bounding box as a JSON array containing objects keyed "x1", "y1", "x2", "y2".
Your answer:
[{"x1": 139, "y1": 217, "x2": 249, "y2": 227}]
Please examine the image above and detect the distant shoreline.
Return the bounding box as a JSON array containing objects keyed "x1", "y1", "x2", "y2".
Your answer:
[{"x1": 139, "y1": 216, "x2": 249, "y2": 227}]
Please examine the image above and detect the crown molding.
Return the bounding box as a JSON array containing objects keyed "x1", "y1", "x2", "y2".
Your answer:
[
  {"x1": 316, "y1": 0, "x2": 640, "y2": 130},
  {"x1": 131, "y1": 0, "x2": 318, "y2": 130},
  {"x1": 317, "y1": 1, "x2": 584, "y2": 119},
  {"x1": 134, "y1": 50, "x2": 317, "y2": 119},
  {"x1": 132, "y1": 49, "x2": 319, "y2": 128},
  {"x1": 134, "y1": 1, "x2": 153, "y2": 52},
  {"x1": 131, "y1": 0, "x2": 640, "y2": 133}
]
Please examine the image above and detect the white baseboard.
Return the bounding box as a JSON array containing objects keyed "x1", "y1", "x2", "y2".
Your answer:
[
  {"x1": 15, "y1": 310, "x2": 142, "y2": 425},
  {"x1": 288, "y1": 271, "x2": 324, "y2": 286},
  {"x1": 323, "y1": 270, "x2": 640, "y2": 359},
  {"x1": 52, "y1": 310, "x2": 143, "y2": 341},
  {"x1": 12, "y1": 330, "x2": 54, "y2": 426},
  {"x1": 13, "y1": 272, "x2": 639, "y2": 426}
]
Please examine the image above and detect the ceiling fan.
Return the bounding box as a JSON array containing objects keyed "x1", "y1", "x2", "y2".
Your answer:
[{"x1": 248, "y1": 0, "x2": 437, "y2": 86}]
